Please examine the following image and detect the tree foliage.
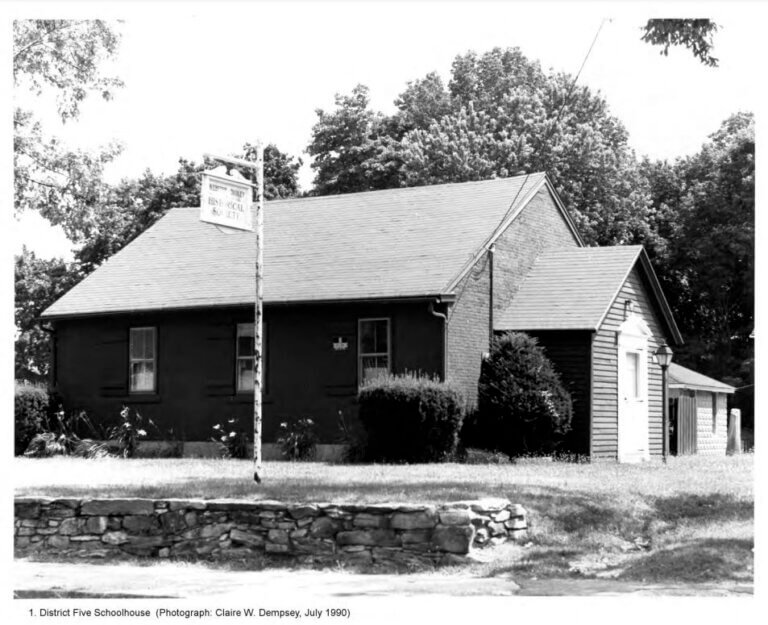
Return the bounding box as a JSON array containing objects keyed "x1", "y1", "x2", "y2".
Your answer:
[
  {"x1": 641, "y1": 19, "x2": 719, "y2": 67},
  {"x1": 15, "y1": 248, "x2": 83, "y2": 380},
  {"x1": 14, "y1": 20, "x2": 125, "y2": 224},
  {"x1": 307, "y1": 47, "x2": 656, "y2": 246}
]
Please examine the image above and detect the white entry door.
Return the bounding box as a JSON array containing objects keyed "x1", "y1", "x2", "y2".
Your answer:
[{"x1": 617, "y1": 316, "x2": 651, "y2": 462}]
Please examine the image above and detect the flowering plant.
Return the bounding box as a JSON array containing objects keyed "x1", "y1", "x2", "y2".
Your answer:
[
  {"x1": 109, "y1": 406, "x2": 153, "y2": 458},
  {"x1": 212, "y1": 417, "x2": 249, "y2": 459},
  {"x1": 276, "y1": 417, "x2": 317, "y2": 460}
]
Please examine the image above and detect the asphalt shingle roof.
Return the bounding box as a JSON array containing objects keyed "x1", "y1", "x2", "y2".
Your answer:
[
  {"x1": 495, "y1": 246, "x2": 645, "y2": 331},
  {"x1": 42, "y1": 173, "x2": 549, "y2": 318},
  {"x1": 668, "y1": 363, "x2": 735, "y2": 393}
]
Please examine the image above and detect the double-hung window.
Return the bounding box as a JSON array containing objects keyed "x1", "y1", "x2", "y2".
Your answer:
[
  {"x1": 358, "y1": 318, "x2": 390, "y2": 385},
  {"x1": 129, "y1": 327, "x2": 156, "y2": 393},
  {"x1": 236, "y1": 323, "x2": 255, "y2": 392}
]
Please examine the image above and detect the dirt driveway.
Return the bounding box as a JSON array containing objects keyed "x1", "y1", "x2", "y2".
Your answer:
[{"x1": 12, "y1": 560, "x2": 753, "y2": 599}]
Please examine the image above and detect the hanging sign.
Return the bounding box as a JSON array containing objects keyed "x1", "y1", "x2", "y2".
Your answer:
[{"x1": 200, "y1": 166, "x2": 254, "y2": 231}]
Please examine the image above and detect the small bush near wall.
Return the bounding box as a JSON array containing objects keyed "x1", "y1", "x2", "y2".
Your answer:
[
  {"x1": 14, "y1": 382, "x2": 49, "y2": 455},
  {"x1": 358, "y1": 374, "x2": 464, "y2": 463},
  {"x1": 468, "y1": 332, "x2": 572, "y2": 457}
]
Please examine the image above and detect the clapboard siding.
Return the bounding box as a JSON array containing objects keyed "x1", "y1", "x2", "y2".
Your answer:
[
  {"x1": 529, "y1": 331, "x2": 592, "y2": 455},
  {"x1": 591, "y1": 266, "x2": 668, "y2": 460}
]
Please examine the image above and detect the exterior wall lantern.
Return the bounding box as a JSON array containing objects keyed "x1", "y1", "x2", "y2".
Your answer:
[{"x1": 654, "y1": 342, "x2": 674, "y2": 464}]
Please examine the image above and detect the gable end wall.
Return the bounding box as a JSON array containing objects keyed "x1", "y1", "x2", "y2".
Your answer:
[
  {"x1": 591, "y1": 266, "x2": 667, "y2": 460},
  {"x1": 446, "y1": 187, "x2": 581, "y2": 407}
]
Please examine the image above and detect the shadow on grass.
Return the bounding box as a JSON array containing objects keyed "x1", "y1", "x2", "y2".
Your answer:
[
  {"x1": 617, "y1": 538, "x2": 754, "y2": 583},
  {"x1": 652, "y1": 493, "x2": 753, "y2": 524}
]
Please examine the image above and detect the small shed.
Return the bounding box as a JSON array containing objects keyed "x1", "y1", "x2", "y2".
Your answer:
[{"x1": 668, "y1": 363, "x2": 735, "y2": 456}]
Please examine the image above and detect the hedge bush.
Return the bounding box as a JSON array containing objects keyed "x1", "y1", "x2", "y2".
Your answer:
[
  {"x1": 358, "y1": 373, "x2": 464, "y2": 463},
  {"x1": 468, "y1": 332, "x2": 573, "y2": 457},
  {"x1": 14, "y1": 382, "x2": 49, "y2": 455}
]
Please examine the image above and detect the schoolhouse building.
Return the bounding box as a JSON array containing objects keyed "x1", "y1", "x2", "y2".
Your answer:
[{"x1": 41, "y1": 172, "x2": 685, "y2": 461}]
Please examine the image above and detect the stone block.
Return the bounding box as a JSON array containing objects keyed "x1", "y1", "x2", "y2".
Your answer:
[
  {"x1": 230, "y1": 528, "x2": 265, "y2": 548},
  {"x1": 504, "y1": 518, "x2": 527, "y2": 530},
  {"x1": 86, "y1": 516, "x2": 108, "y2": 534},
  {"x1": 107, "y1": 517, "x2": 122, "y2": 530},
  {"x1": 267, "y1": 529, "x2": 290, "y2": 545},
  {"x1": 290, "y1": 528, "x2": 308, "y2": 539},
  {"x1": 433, "y1": 525, "x2": 475, "y2": 554},
  {"x1": 288, "y1": 505, "x2": 318, "y2": 519},
  {"x1": 438, "y1": 509, "x2": 472, "y2": 526},
  {"x1": 47, "y1": 504, "x2": 77, "y2": 518},
  {"x1": 123, "y1": 515, "x2": 160, "y2": 534},
  {"x1": 353, "y1": 513, "x2": 389, "y2": 529},
  {"x1": 59, "y1": 518, "x2": 85, "y2": 535},
  {"x1": 265, "y1": 542, "x2": 290, "y2": 554},
  {"x1": 159, "y1": 511, "x2": 186, "y2": 533},
  {"x1": 16, "y1": 527, "x2": 35, "y2": 536},
  {"x1": 81, "y1": 499, "x2": 154, "y2": 516},
  {"x1": 390, "y1": 511, "x2": 438, "y2": 530},
  {"x1": 168, "y1": 499, "x2": 207, "y2": 511},
  {"x1": 492, "y1": 509, "x2": 511, "y2": 523},
  {"x1": 401, "y1": 530, "x2": 432, "y2": 545},
  {"x1": 184, "y1": 511, "x2": 198, "y2": 527},
  {"x1": 70, "y1": 535, "x2": 100, "y2": 542},
  {"x1": 337, "y1": 530, "x2": 400, "y2": 548},
  {"x1": 15, "y1": 500, "x2": 41, "y2": 519},
  {"x1": 101, "y1": 531, "x2": 130, "y2": 545},
  {"x1": 48, "y1": 535, "x2": 70, "y2": 549},
  {"x1": 309, "y1": 517, "x2": 339, "y2": 538},
  {"x1": 488, "y1": 522, "x2": 506, "y2": 536},
  {"x1": 474, "y1": 527, "x2": 489, "y2": 545},
  {"x1": 199, "y1": 523, "x2": 231, "y2": 539}
]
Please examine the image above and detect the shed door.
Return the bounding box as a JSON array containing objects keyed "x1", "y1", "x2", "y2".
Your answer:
[
  {"x1": 677, "y1": 394, "x2": 697, "y2": 455},
  {"x1": 617, "y1": 315, "x2": 651, "y2": 463}
]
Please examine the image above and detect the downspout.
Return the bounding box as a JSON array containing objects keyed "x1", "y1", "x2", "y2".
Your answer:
[
  {"x1": 428, "y1": 300, "x2": 448, "y2": 381},
  {"x1": 488, "y1": 244, "x2": 495, "y2": 346}
]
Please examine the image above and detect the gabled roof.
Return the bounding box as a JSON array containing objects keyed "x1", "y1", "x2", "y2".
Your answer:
[
  {"x1": 495, "y1": 245, "x2": 683, "y2": 345},
  {"x1": 42, "y1": 173, "x2": 579, "y2": 319},
  {"x1": 668, "y1": 363, "x2": 735, "y2": 394}
]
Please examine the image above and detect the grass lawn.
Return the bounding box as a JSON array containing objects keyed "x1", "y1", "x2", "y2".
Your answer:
[{"x1": 15, "y1": 454, "x2": 753, "y2": 584}]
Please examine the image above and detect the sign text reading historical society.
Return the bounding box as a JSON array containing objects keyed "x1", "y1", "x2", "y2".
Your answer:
[{"x1": 200, "y1": 166, "x2": 254, "y2": 231}]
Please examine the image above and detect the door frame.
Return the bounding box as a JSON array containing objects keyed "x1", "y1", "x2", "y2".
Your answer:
[{"x1": 617, "y1": 314, "x2": 651, "y2": 462}]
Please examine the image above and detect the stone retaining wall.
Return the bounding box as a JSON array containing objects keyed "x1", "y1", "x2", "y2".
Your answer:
[{"x1": 15, "y1": 497, "x2": 527, "y2": 567}]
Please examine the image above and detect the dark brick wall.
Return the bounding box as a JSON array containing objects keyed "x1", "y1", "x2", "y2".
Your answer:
[
  {"x1": 53, "y1": 301, "x2": 443, "y2": 442},
  {"x1": 446, "y1": 186, "x2": 582, "y2": 407}
]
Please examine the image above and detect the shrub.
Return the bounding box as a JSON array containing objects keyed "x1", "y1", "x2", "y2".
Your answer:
[
  {"x1": 277, "y1": 417, "x2": 318, "y2": 460},
  {"x1": 336, "y1": 409, "x2": 367, "y2": 463},
  {"x1": 212, "y1": 417, "x2": 249, "y2": 459},
  {"x1": 358, "y1": 373, "x2": 464, "y2": 463},
  {"x1": 470, "y1": 332, "x2": 572, "y2": 457},
  {"x1": 14, "y1": 382, "x2": 49, "y2": 455}
]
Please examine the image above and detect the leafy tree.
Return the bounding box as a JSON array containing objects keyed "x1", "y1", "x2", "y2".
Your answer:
[
  {"x1": 306, "y1": 85, "x2": 403, "y2": 195},
  {"x1": 641, "y1": 19, "x2": 719, "y2": 67},
  {"x1": 15, "y1": 248, "x2": 83, "y2": 380},
  {"x1": 307, "y1": 48, "x2": 656, "y2": 246},
  {"x1": 13, "y1": 20, "x2": 124, "y2": 225}
]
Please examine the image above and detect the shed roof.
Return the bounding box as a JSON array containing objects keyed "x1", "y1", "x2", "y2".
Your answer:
[
  {"x1": 495, "y1": 245, "x2": 683, "y2": 344},
  {"x1": 668, "y1": 363, "x2": 735, "y2": 394},
  {"x1": 43, "y1": 173, "x2": 573, "y2": 319}
]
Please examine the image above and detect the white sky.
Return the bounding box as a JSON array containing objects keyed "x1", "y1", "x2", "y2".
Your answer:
[{"x1": 7, "y1": 2, "x2": 765, "y2": 263}]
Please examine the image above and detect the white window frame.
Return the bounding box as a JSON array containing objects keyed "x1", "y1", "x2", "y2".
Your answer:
[
  {"x1": 358, "y1": 317, "x2": 391, "y2": 386},
  {"x1": 236, "y1": 322, "x2": 255, "y2": 393},
  {"x1": 235, "y1": 322, "x2": 266, "y2": 393},
  {"x1": 129, "y1": 326, "x2": 157, "y2": 394}
]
